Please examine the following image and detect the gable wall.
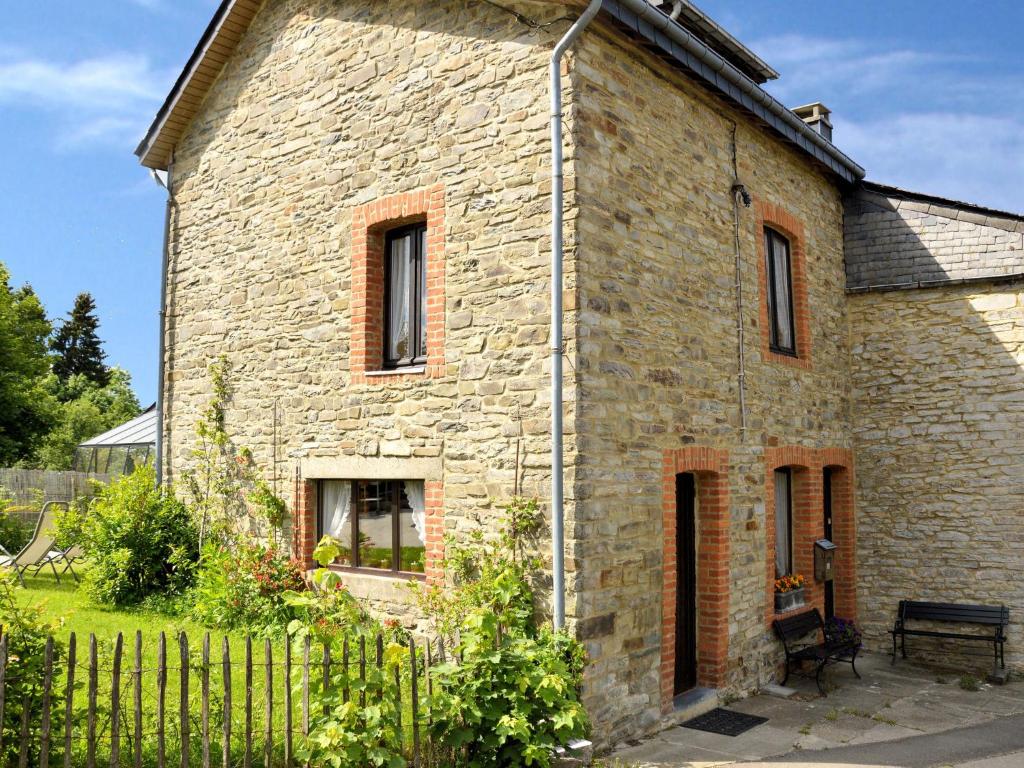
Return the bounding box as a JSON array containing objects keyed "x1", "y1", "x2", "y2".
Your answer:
[{"x1": 164, "y1": 0, "x2": 583, "y2": 614}]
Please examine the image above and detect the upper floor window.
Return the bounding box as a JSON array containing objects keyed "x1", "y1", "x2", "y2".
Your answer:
[
  {"x1": 764, "y1": 227, "x2": 796, "y2": 356},
  {"x1": 384, "y1": 223, "x2": 428, "y2": 368}
]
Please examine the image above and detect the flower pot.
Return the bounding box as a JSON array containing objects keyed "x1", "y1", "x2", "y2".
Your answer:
[{"x1": 775, "y1": 587, "x2": 806, "y2": 613}]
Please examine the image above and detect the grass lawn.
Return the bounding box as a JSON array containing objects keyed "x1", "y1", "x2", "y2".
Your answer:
[
  {"x1": 10, "y1": 569, "x2": 425, "y2": 766},
  {"x1": 13, "y1": 570, "x2": 296, "y2": 766}
]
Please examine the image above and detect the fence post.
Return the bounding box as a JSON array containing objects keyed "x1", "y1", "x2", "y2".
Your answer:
[
  {"x1": 302, "y1": 634, "x2": 310, "y2": 760},
  {"x1": 263, "y1": 639, "x2": 272, "y2": 768},
  {"x1": 63, "y1": 632, "x2": 75, "y2": 768},
  {"x1": 244, "y1": 636, "x2": 252, "y2": 768},
  {"x1": 222, "y1": 637, "x2": 231, "y2": 768},
  {"x1": 87, "y1": 634, "x2": 98, "y2": 768},
  {"x1": 284, "y1": 637, "x2": 292, "y2": 768},
  {"x1": 40, "y1": 637, "x2": 55, "y2": 768},
  {"x1": 202, "y1": 633, "x2": 211, "y2": 768},
  {"x1": 180, "y1": 632, "x2": 190, "y2": 768},
  {"x1": 0, "y1": 634, "x2": 8, "y2": 761},
  {"x1": 410, "y1": 638, "x2": 420, "y2": 768},
  {"x1": 110, "y1": 632, "x2": 123, "y2": 768},
  {"x1": 134, "y1": 632, "x2": 143, "y2": 768},
  {"x1": 157, "y1": 632, "x2": 167, "y2": 768}
]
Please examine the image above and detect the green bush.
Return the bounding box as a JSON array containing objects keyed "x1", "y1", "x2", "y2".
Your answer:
[
  {"x1": 0, "y1": 570, "x2": 64, "y2": 766},
  {"x1": 415, "y1": 498, "x2": 590, "y2": 767},
  {"x1": 190, "y1": 539, "x2": 305, "y2": 635},
  {"x1": 78, "y1": 467, "x2": 198, "y2": 607}
]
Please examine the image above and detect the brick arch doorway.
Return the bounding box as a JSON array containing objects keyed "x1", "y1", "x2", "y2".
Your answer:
[{"x1": 661, "y1": 448, "x2": 730, "y2": 711}]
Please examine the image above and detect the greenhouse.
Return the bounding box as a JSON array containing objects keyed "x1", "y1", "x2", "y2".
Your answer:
[{"x1": 73, "y1": 405, "x2": 157, "y2": 476}]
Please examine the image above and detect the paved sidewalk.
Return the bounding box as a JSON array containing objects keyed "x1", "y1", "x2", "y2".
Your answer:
[{"x1": 605, "y1": 653, "x2": 1024, "y2": 768}]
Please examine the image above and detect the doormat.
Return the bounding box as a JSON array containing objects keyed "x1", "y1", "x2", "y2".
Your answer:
[{"x1": 681, "y1": 708, "x2": 768, "y2": 737}]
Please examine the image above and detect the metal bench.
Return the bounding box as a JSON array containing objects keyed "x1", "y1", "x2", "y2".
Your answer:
[
  {"x1": 773, "y1": 608, "x2": 860, "y2": 695},
  {"x1": 891, "y1": 600, "x2": 1008, "y2": 673}
]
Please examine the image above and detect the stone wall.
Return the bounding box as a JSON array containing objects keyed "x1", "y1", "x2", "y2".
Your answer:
[
  {"x1": 845, "y1": 185, "x2": 1024, "y2": 289},
  {"x1": 163, "y1": 0, "x2": 583, "y2": 612},
  {"x1": 570, "y1": 22, "x2": 855, "y2": 744},
  {"x1": 850, "y1": 283, "x2": 1024, "y2": 670}
]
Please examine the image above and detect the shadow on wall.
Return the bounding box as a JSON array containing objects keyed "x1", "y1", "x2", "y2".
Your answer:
[{"x1": 846, "y1": 188, "x2": 1024, "y2": 672}]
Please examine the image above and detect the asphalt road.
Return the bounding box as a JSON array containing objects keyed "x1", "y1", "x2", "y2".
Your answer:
[{"x1": 742, "y1": 713, "x2": 1024, "y2": 767}]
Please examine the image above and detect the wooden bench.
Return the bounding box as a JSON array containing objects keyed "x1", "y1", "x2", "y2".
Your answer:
[
  {"x1": 773, "y1": 608, "x2": 860, "y2": 695},
  {"x1": 891, "y1": 600, "x2": 1008, "y2": 672}
]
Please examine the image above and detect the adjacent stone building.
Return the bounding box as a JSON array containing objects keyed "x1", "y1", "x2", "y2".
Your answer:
[
  {"x1": 135, "y1": 0, "x2": 1022, "y2": 747},
  {"x1": 846, "y1": 183, "x2": 1024, "y2": 669}
]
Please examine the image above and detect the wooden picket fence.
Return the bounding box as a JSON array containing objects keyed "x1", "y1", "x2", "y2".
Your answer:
[{"x1": 0, "y1": 628, "x2": 448, "y2": 768}]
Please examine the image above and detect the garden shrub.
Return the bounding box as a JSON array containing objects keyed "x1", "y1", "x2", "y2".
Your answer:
[
  {"x1": 0, "y1": 570, "x2": 64, "y2": 766},
  {"x1": 190, "y1": 539, "x2": 304, "y2": 636},
  {"x1": 415, "y1": 498, "x2": 590, "y2": 767},
  {"x1": 289, "y1": 539, "x2": 407, "y2": 768},
  {"x1": 78, "y1": 467, "x2": 198, "y2": 606}
]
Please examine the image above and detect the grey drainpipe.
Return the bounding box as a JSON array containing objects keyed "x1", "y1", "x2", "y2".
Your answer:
[
  {"x1": 550, "y1": 0, "x2": 603, "y2": 633},
  {"x1": 153, "y1": 163, "x2": 174, "y2": 486}
]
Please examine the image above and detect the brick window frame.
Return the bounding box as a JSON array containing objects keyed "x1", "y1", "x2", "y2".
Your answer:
[
  {"x1": 350, "y1": 185, "x2": 446, "y2": 383},
  {"x1": 764, "y1": 446, "x2": 855, "y2": 627},
  {"x1": 661, "y1": 447, "x2": 731, "y2": 711},
  {"x1": 293, "y1": 476, "x2": 445, "y2": 585},
  {"x1": 755, "y1": 202, "x2": 811, "y2": 370}
]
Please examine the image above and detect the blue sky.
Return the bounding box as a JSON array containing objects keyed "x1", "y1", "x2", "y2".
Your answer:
[{"x1": 0, "y1": 1, "x2": 1021, "y2": 403}]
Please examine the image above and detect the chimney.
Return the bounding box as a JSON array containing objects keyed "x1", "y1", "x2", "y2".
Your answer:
[{"x1": 793, "y1": 102, "x2": 833, "y2": 142}]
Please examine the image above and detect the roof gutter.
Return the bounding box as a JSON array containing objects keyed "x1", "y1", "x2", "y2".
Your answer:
[{"x1": 607, "y1": 0, "x2": 865, "y2": 183}]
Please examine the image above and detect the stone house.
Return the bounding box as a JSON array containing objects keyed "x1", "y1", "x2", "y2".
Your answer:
[{"x1": 135, "y1": 0, "x2": 1023, "y2": 747}]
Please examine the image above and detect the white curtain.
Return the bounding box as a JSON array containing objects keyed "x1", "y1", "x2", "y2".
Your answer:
[
  {"x1": 389, "y1": 235, "x2": 410, "y2": 360},
  {"x1": 770, "y1": 232, "x2": 794, "y2": 350},
  {"x1": 322, "y1": 481, "x2": 352, "y2": 539},
  {"x1": 404, "y1": 480, "x2": 426, "y2": 543},
  {"x1": 774, "y1": 470, "x2": 791, "y2": 577}
]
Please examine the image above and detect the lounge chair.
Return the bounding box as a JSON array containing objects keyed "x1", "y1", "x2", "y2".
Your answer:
[{"x1": 0, "y1": 501, "x2": 71, "y2": 586}]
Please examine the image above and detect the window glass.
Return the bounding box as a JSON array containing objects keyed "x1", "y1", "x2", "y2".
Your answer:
[
  {"x1": 765, "y1": 228, "x2": 796, "y2": 354},
  {"x1": 322, "y1": 480, "x2": 354, "y2": 566},
  {"x1": 400, "y1": 480, "x2": 426, "y2": 574},
  {"x1": 774, "y1": 468, "x2": 793, "y2": 577},
  {"x1": 387, "y1": 232, "x2": 412, "y2": 362},
  {"x1": 319, "y1": 479, "x2": 427, "y2": 575},
  {"x1": 357, "y1": 480, "x2": 397, "y2": 570},
  {"x1": 419, "y1": 227, "x2": 428, "y2": 358}
]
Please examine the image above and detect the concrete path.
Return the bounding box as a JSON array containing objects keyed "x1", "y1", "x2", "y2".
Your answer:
[{"x1": 605, "y1": 653, "x2": 1024, "y2": 768}]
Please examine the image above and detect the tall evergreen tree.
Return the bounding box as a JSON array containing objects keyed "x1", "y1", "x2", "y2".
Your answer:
[{"x1": 51, "y1": 292, "x2": 110, "y2": 388}]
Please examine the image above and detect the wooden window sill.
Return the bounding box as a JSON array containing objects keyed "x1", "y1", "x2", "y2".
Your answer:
[{"x1": 364, "y1": 366, "x2": 426, "y2": 377}]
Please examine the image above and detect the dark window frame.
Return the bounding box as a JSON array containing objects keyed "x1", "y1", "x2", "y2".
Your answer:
[
  {"x1": 317, "y1": 479, "x2": 426, "y2": 581},
  {"x1": 764, "y1": 227, "x2": 797, "y2": 357},
  {"x1": 383, "y1": 222, "x2": 428, "y2": 369}
]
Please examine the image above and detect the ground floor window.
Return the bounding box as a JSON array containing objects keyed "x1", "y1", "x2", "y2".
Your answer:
[
  {"x1": 774, "y1": 468, "x2": 793, "y2": 577},
  {"x1": 318, "y1": 479, "x2": 426, "y2": 576}
]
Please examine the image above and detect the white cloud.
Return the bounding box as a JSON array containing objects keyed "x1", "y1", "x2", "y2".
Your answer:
[
  {"x1": 748, "y1": 33, "x2": 1024, "y2": 214},
  {"x1": 0, "y1": 52, "x2": 171, "y2": 149}
]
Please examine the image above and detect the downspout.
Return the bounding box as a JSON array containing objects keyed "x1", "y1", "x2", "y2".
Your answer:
[
  {"x1": 550, "y1": 0, "x2": 603, "y2": 632},
  {"x1": 152, "y1": 163, "x2": 174, "y2": 486},
  {"x1": 729, "y1": 124, "x2": 751, "y2": 439}
]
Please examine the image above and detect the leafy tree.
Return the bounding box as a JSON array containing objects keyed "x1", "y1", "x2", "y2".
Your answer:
[
  {"x1": 34, "y1": 368, "x2": 142, "y2": 470},
  {"x1": 51, "y1": 292, "x2": 110, "y2": 388},
  {"x1": 0, "y1": 263, "x2": 58, "y2": 465}
]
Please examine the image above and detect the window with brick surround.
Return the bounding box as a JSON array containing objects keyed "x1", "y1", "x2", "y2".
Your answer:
[
  {"x1": 764, "y1": 227, "x2": 796, "y2": 355},
  {"x1": 773, "y1": 468, "x2": 793, "y2": 577},
  {"x1": 384, "y1": 223, "x2": 428, "y2": 369},
  {"x1": 319, "y1": 479, "x2": 426, "y2": 577}
]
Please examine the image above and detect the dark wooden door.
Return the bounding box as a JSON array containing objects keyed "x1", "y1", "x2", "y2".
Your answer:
[
  {"x1": 823, "y1": 468, "x2": 835, "y2": 620},
  {"x1": 674, "y1": 473, "x2": 698, "y2": 695}
]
